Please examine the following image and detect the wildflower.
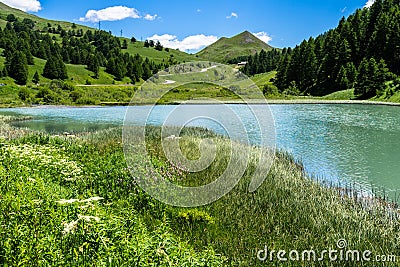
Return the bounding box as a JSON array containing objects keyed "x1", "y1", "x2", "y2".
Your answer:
[
  {"x1": 78, "y1": 214, "x2": 101, "y2": 222},
  {"x1": 165, "y1": 135, "x2": 182, "y2": 140},
  {"x1": 62, "y1": 215, "x2": 101, "y2": 235},
  {"x1": 80, "y1": 196, "x2": 104, "y2": 203},
  {"x1": 56, "y1": 199, "x2": 80, "y2": 204},
  {"x1": 62, "y1": 219, "x2": 79, "y2": 235}
]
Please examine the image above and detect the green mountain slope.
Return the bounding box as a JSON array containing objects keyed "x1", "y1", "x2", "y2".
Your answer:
[
  {"x1": 0, "y1": 2, "x2": 91, "y2": 31},
  {"x1": 122, "y1": 39, "x2": 199, "y2": 64},
  {"x1": 0, "y1": 2, "x2": 199, "y2": 88},
  {"x1": 196, "y1": 31, "x2": 273, "y2": 63},
  {"x1": 0, "y1": 2, "x2": 199, "y2": 65}
]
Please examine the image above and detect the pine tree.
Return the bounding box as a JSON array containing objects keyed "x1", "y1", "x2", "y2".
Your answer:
[
  {"x1": 355, "y1": 57, "x2": 389, "y2": 98},
  {"x1": 275, "y1": 49, "x2": 292, "y2": 90},
  {"x1": 345, "y1": 62, "x2": 358, "y2": 89},
  {"x1": 6, "y1": 51, "x2": 28, "y2": 85},
  {"x1": 155, "y1": 41, "x2": 163, "y2": 51},
  {"x1": 142, "y1": 63, "x2": 152, "y2": 80},
  {"x1": 86, "y1": 54, "x2": 100, "y2": 78},
  {"x1": 355, "y1": 58, "x2": 369, "y2": 97},
  {"x1": 6, "y1": 14, "x2": 17, "y2": 22},
  {"x1": 336, "y1": 66, "x2": 349, "y2": 91},
  {"x1": 301, "y1": 38, "x2": 318, "y2": 93},
  {"x1": 121, "y1": 39, "x2": 128, "y2": 49},
  {"x1": 43, "y1": 55, "x2": 68, "y2": 80}
]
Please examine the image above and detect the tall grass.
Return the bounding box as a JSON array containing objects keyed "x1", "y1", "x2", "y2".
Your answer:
[
  {"x1": 145, "y1": 128, "x2": 400, "y2": 266},
  {"x1": 0, "y1": 125, "x2": 225, "y2": 266},
  {"x1": 0, "y1": 120, "x2": 398, "y2": 266}
]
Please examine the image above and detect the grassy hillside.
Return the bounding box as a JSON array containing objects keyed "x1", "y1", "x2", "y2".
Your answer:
[
  {"x1": 251, "y1": 71, "x2": 277, "y2": 88},
  {"x1": 0, "y1": 2, "x2": 199, "y2": 87},
  {"x1": 321, "y1": 89, "x2": 355, "y2": 100},
  {"x1": 0, "y1": 55, "x2": 129, "y2": 86},
  {"x1": 0, "y1": 2, "x2": 91, "y2": 32},
  {"x1": 196, "y1": 31, "x2": 273, "y2": 63},
  {"x1": 122, "y1": 38, "x2": 199, "y2": 65}
]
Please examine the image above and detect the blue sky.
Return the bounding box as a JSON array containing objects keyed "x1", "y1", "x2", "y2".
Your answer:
[{"x1": 2, "y1": 0, "x2": 375, "y2": 52}]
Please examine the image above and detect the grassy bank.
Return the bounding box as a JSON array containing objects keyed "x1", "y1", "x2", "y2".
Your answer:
[{"x1": 0, "y1": 117, "x2": 399, "y2": 266}]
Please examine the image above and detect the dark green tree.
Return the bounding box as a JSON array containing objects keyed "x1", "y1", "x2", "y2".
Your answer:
[
  {"x1": 6, "y1": 51, "x2": 28, "y2": 85},
  {"x1": 121, "y1": 39, "x2": 128, "y2": 49},
  {"x1": 142, "y1": 63, "x2": 152, "y2": 80},
  {"x1": 336, "y1": 66, "x2": 350, "y2": 91},
  {"x1": 43, "y1": 55, "x2": 68, "y2": 80},
  {"x1": 355, "y1": 57, "x2": 389, "y2": 98},
  {"x1": 155, "y1": 41, "x2": 163, "y2": 51},
  {"x1": 6, "y1": 14, "x2": 17, "y2": 22},
  {"x1": 355, "y1": 58, "x2": 369, "y2": 97},
  {"x1": 86, "y1": 54, "x2": 100, "y2": 78},
  {"x1": 275, "y1": 48, "x2": 292, "y2": 90},
  {"x1": 345, "y1": 62, "x2": 358, "y2": 89}
]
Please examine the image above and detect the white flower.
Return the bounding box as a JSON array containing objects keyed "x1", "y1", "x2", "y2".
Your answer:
[
  {"x1": 165, "y1": 135, "x2": 182, "y2": 140},
  {"x1": 56, "y1": 199, "x2": 80, "y2": 204},
  {"x1": 62, "y1": 219, "x2": 79, "y2": 235},
  {"x1": 78, "y1": 214, "x2": 101, "y2": 222},
  {"x1": 80, "y1": 197, "x2": 104, "y2": 203},
  {"x1": 62, "y1": 215, "x2": 101, "y2": 235}
]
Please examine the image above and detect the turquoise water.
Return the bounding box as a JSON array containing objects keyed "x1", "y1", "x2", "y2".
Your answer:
[{"x1": 1, "y1": 104, "x2": 399, "y2": 200}]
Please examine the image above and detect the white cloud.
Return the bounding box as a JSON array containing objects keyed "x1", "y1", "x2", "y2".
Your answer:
[
  {"x1": 1, "y1": 0, "x2": 41, "y2": 12},
  {"x1": 147, "y1": 34, "x2": 218, "y2": 52},
  {"x1": 79, "y1": 6, "x2": 140, "y2": 23},
  {"x1": 364, "y1": 0, "x2": 375, "y2": 8},
  {"x1": 253, "y1": 32, "x2": 272, "y2": 44},
  {"x1": 226, "y1": 12, "x2": 238, "y2": 19},
  {"x1": 144, "y1": 14, "x2": 158, "y2": 21},
  {"x1": 197, "y1": 9, "x2": 202, "y2": 13}
]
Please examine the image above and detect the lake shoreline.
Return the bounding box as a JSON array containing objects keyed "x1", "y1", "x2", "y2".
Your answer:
[
  {"x1": 170, "y1": 99, "x2": 400, "y2": 106},
  {"x1": 2, "y1": 99, "x2": 400, "y2": 108}
]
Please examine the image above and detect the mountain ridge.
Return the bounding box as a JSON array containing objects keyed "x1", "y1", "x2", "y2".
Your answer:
[{"x1": 196, "y1": 31, "x2": 274, "y2": 63}]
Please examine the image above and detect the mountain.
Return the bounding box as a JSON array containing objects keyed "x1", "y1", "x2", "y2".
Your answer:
[
  {"x1": 196, "y1": 31, "x2": 274, "y2": 63},
  {"x1": 0, "y1": 2, "x2": 197, "y2": 64},
  {"x1": 0, "y1": 2, "x2": 199, "y2": 88}
]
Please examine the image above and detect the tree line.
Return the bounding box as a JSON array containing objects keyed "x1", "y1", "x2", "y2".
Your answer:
[
  {"x1": 241, "y1": 0, "x2": 400, "y2": 99},
  {"x1": 0, "y1": 16, "x2": 165, "y2": 85}
]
